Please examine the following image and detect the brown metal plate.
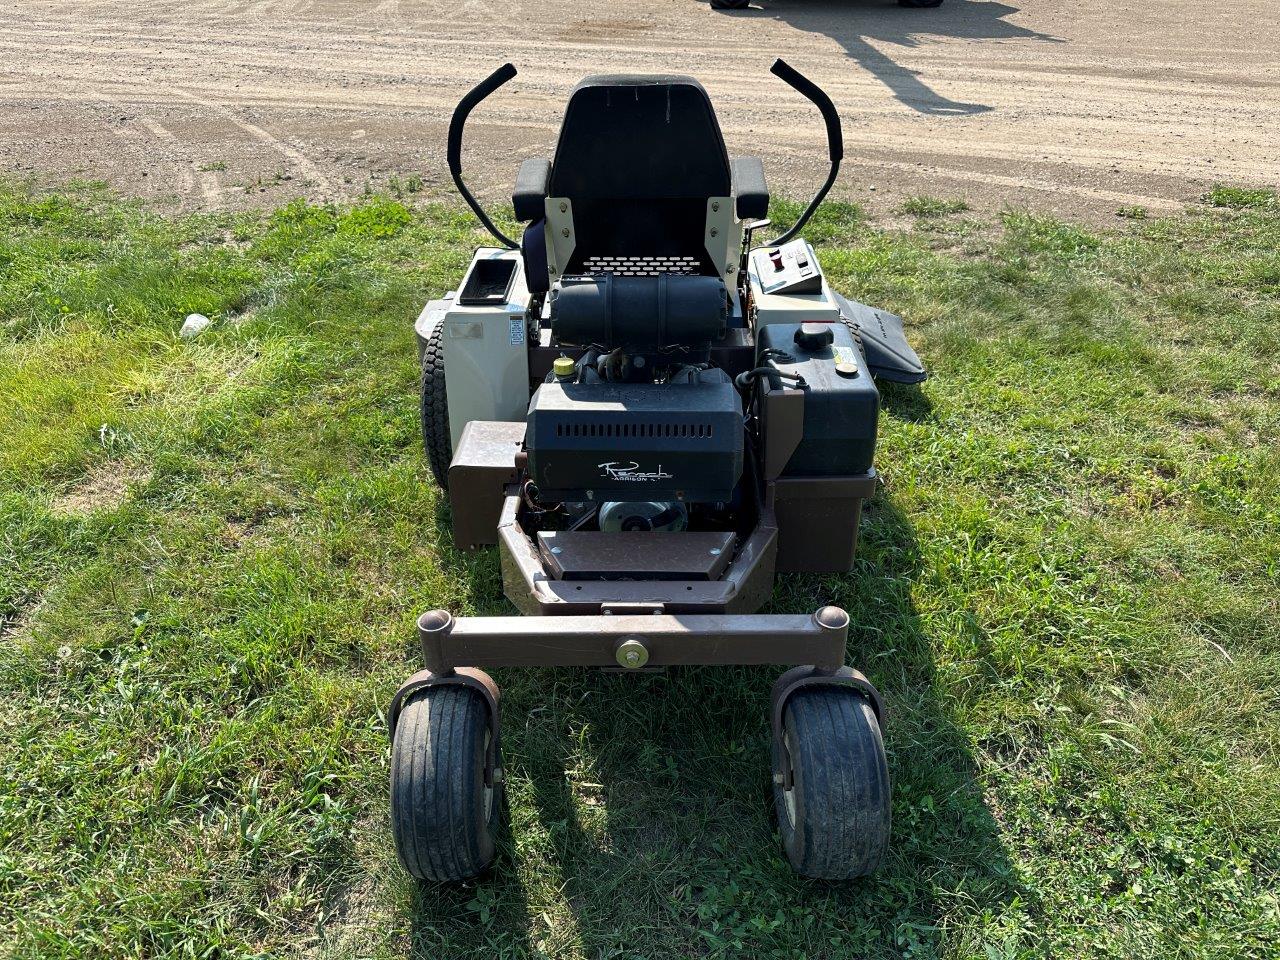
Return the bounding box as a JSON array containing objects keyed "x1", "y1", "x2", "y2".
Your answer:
[
  {"x1": 536, "y1": 530, "x2": 736, "y2": 581},
  {"x1": 448, "y1": 420, "x2": 525, "y2": 551}
]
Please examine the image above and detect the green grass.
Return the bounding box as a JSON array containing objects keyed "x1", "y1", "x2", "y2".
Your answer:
[
  {"x1": 900, "y1": 196, "x2": 970, "y2": 219},
  {"x1": 1, "y1": 179, "x2": 1278, "y2": 959},
  {"x1": 1205, "y1": 185, "x2": 1278, "y2": 210}
]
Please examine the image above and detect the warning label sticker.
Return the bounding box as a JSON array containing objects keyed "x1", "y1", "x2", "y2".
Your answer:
[
  {"x1": 833, "y1": 346, "x2": 858, "y2": 367},
  {"x1": 509, "y1": 316, "x2": 525, "y2": 346}
]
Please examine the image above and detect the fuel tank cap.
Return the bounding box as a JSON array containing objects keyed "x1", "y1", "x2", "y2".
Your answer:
[{"x1": 794, "y1": 322, "x2": 835, "y2": 352}]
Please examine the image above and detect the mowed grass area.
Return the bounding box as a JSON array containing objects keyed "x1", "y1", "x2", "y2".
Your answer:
[{"x1": 0, "y1": 178, "x2": 1277, "y2": 960}]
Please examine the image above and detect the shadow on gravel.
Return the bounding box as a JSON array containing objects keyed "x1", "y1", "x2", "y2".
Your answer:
[
  {"x1": 426, "y1": 494, "x2": 1022, "y2": 957},
  {"x1": 717, "y1": 0, "x2": 1062, "y2": 116}
]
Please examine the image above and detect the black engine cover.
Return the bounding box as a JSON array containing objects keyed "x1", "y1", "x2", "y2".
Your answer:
[{"x1": 526, "y1": 367, "x2": 743, "y2": 503}]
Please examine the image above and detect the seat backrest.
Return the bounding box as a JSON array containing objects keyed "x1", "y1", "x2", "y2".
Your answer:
[{"x1": 548, "y1": 75, "x2": 731, "y2": 276}]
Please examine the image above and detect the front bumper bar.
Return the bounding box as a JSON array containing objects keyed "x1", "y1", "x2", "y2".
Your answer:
[{"x1": 418, "y1": 605, "x2": 851, "y2": 673}]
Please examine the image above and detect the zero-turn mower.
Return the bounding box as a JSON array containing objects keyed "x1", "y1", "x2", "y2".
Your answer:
[{"x1": 389, "y1": 60, "x2": 926, "y2": 882}]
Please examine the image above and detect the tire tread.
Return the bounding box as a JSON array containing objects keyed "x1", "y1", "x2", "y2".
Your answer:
[
  {"x1": 391, "y1": 686, "x2": 496, "y2": 882},
  {"x1": 777, "y1": 688, "x2": 891, "y2": 879},
  {"x1": 420, "y1": 325, "x2": 451, "y2": 490}
]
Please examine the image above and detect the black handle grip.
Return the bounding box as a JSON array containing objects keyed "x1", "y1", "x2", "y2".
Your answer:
[
  {"x1": 447, "y1": 63, "x2": 519, "y2": 249},
  {"x1": 770, "y1": 58, "x2": 843, "y2": 164},
  {"x1": 447, "y1": 62, "x2": 517, "y2": 178}
]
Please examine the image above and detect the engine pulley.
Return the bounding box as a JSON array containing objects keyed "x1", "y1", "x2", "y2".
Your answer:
[{"x1": 599, "y1": 500, "x2": 689, "y2": 533}]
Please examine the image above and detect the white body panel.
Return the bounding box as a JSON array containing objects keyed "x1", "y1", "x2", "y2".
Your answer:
[
  {"x1": 748, "y1": 242, "x2": 842, "y2": 326},
  {"x1": 415, "y1": 247, "x2": 531, "y2": 454}
]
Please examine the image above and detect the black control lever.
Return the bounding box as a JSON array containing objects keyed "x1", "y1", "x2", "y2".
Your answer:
[
  {"x1": 768, "y1": 58, "x2": 844, "y2": 246},
  {"x1": 447, "y1": 62, "x2": 520, "y2": 250}
]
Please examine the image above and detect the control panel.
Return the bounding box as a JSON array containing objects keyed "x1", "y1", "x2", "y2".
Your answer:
[
  {"x1": 752, "y1": 238, "x2": 823, "y2": 295},
  {"x1": 748, "y1": 238, "x2": 839, "y2": 326}
]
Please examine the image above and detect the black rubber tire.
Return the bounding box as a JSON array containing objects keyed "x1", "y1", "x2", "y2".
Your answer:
[
  {"x1": 898, "y1": 0, "x2": 945, "y2": 7},
  {"x1": 773, "y1": 688, "x2": 891, "y2": 879},
  {"x1": 419, "y1": 324, "x2": 451, "y2": 490},
  {"x1": 711, "y1": 0, "x2": 751, "y2": 8},
  {"x1": 391, "y1": 686, "x2": 501, "y2": 882},
  {"x1": 839, "y1": 315, "x2": 865, "y2": 354}
]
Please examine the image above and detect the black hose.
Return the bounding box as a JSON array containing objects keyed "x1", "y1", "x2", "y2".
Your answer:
[{"x1": 735, "y1": 366, "x2": 806, "y2": 394}]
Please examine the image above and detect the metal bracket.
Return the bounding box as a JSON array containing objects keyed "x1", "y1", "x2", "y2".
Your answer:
[{"x1": 601, "y1": 602, "x2": 665, "y2": 616}]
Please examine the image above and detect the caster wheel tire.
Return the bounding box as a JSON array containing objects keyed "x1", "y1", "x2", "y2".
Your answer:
[
  {"x1": 711, "y1": 0, "x2": 750, "y2": 9},
  {"x1": 419, "y1": 323, "x2": 451, "y2": 490},
  {"x1": 773, "y1": 688, "x2": 891, "y2": 879},
  {"x1": 898, "y1": 0, "x2": 945, "y2": 7},
  {"x1": 391, "y1": 685, "x2": 501, "y2": 882}
]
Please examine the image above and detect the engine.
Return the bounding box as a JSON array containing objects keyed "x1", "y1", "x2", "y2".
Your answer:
[
  {"x1": 525, "y1": 365, "x2": 743, "y2": 504},
  {"x1": 525, "y1": 270, "x2": 744, "y2": 512}
]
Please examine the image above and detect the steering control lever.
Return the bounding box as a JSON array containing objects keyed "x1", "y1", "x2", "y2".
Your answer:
[
  {"x1": 768, "y1": 59, "x2": 844, "y2": 246},
  {"x1": 448, "y1": 62, "x2": 520, "y2": 250}
]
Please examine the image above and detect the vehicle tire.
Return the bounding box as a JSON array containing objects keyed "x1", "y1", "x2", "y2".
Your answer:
[
  {"x1": 839, "y1": 315, "x2": 865, "y2": 354},
  {"x1": 711, "y1": 0, "x2": 751, "y2": 9},
  {"x1": 391, "y1": 685, "x2": 501, "y2": 882},
  {"x1": 898, "y1": 0, "x2": 945, "y2": 7},
  {"x1": 773, "y1": 688, "x2": 891, "y2": 879},
  {"x1": 419, "y1": 323, "x2": 452, "y2": 490}
]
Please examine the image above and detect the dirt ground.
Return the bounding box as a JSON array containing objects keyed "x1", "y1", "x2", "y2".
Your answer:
[{"x1": 2, "y1": 0, "x2": 1276, "y2": 222}]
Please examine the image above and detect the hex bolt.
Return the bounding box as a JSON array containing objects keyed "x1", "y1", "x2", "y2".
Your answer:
[
  {"x1": 615, "y1": 637, "x2": 649, "y2": 669},
  {"x1": 711, "y1": 201, "x2": 720, "y2": 212},
  {"x1": 550, "y1": 546, "x2": 562, "y2": 555},
  {"x1": 559, "y1": 201, "x2": 568, "y2": 213},
  {"x1": 709, "y1": 547, "x2": 722, "y2": 556},
  {"x1": 710, "y1": 227, "x2": 718, "y2": 238},
  {"x1": 562, "y1": 227, "x2": 570, "y2": 237}
]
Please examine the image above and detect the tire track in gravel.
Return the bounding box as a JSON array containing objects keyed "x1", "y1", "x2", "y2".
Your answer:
[{"x1": 1, "y1": 0, "x2": 1275, "y2": 221}]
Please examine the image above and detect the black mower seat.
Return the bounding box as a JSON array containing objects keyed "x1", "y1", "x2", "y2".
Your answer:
[
  {"x1": 549, "y1": 74, "x2": 731, "y2": 202},
  {"x1": 512, "y1": 74, "x2": 771, "y2": 290},
  {"x1": 517, "y1": 75, "x2": 743, "y2": 279},
  {"x1": 553, "y1": 75, "x2": 730, "y2": 276}
]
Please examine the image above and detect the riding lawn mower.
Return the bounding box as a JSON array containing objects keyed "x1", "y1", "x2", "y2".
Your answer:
[{"x1": 388, "y1": 60, "x2": 926, "y2": 882}]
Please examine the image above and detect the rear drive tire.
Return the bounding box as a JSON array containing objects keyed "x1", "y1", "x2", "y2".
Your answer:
[
  {"x1": 419, "y1": 324, "x2": 451, "y2": 490},
  {"x1": 391, "y1": 686, "x2": 501, "y2": 882},
  {"x1": 711, "y1": 0, "x2": 751, "y2": 8},
  {"x1": 773, "y1": 688, "x2": 891, "y2": 879}
]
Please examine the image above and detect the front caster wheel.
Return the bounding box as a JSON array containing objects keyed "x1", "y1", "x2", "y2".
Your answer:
[
  {"x1": 391, "y1": 685, "x2": 501, "y2": 882},
  {"x1": 773, "y1": 688, "x2": 891, "y2": 879}
]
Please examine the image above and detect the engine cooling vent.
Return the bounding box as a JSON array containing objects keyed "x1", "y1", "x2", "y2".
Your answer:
[
  {"x1": 554, "y1": 420, "x2": 715, "y2": 439},
  {"x1": 582, "y1": 255, "x2": 699, "y2": 276}
]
